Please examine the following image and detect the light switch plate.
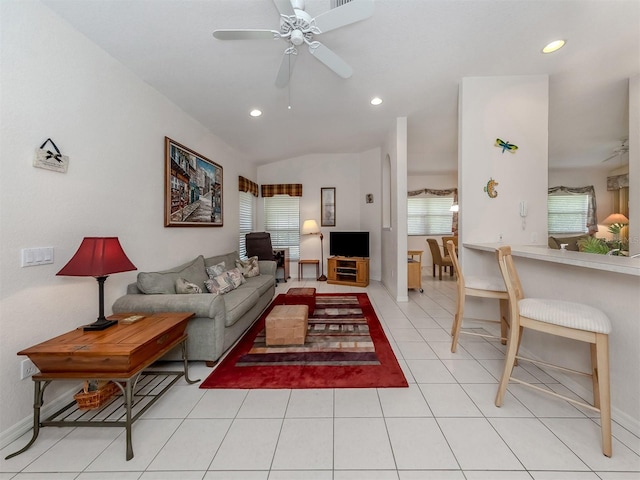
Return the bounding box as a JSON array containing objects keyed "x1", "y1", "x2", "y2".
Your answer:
[{"x1": 21, "y1": 247, "x2": 54, "y2": 267}]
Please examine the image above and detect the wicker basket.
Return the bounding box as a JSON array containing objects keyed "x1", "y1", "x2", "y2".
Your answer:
[{"x1": 74, "y1": 380, "x2": 120, "y2": 410}]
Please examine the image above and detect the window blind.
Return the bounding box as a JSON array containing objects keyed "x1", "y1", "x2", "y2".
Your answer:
[
  {"x1": 407, "y1": 196, "x2": 454, "y2": 235},
  {"x1": 548, "y1": 194, "x2": 589, "y2": 234},
  {"x1": 238, "y1": 191, "x2": 255, "y2": 259},
  {"x1": 264, "y1": 195, "x2": 300, "y2": 260}
]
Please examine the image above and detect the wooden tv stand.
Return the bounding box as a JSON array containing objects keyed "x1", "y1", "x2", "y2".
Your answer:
[{"x1": 327, "y1": 256, "x2": 369, "y2": 287}]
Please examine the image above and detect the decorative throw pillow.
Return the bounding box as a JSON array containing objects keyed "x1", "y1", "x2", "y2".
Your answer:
[
  {"x1": 206, "y1": 261, "x2": 226, "y2": 279},
  {"x1": 226, "y1": 267, "x2": 246, "y2": 288},
  {"x1": 205, "y1": 272, "x2": 235, "y2": 294},
  {"x1": 175, "y1": 277, "x2": 202, "y2": 294},
  {"x1": 236, "y1": 256, "x2": 260, "y2": 278}
]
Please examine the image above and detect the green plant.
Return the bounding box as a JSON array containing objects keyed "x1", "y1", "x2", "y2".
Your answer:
[
  {"x1": 577, "y1": 236, "x2": 610, "y2": 255},
  {"x1": 607, "y1": 222, "x2": 627, "y2": 236}
]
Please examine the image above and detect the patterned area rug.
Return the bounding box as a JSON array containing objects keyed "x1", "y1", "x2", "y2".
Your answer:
[{"x1": 200, "y1": 293, "x2": 408, "y2": 389}]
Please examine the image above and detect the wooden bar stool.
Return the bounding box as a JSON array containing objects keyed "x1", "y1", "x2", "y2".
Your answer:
[
  {"x1": 446, "y1": 241, "x2": 509, "y2": 353},
  {"x1": 494, "y1": 246, "x2": 613, "y2": 457}
]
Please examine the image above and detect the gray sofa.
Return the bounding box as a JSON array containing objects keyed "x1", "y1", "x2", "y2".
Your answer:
[{"x1": 112, "y1": 251, "x2": 276, "y2": 364}]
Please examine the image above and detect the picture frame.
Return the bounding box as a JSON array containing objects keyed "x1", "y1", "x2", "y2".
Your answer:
[
  {"x1": 165, "y1": 137, "x2": 223, "y2": 227},
  {"x1": 321, "y1": 187, "x2": 336, "y2": 226}
]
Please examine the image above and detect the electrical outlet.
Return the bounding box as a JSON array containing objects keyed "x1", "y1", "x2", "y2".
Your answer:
[{"x1": 21, "y1": 359, "x2": 39, "y2": 379}]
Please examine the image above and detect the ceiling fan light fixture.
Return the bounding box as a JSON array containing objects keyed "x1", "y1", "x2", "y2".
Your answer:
[
  {"x1": 249, "y1": 109, "x2": 262, "y2": 117},
  {"x1": 542, "y1": 39, "x2": 565, "y2": 54},
  {"x1": 370, "y1": 97, "x2": 383, "y2": 106}
]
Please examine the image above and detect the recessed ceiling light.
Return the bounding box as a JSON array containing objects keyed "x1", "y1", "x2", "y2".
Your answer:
[
  {"x1": 370, "y1": 97, "x2": 383, "y2": 106},
  {"x1": 249, "y1": 109, "x2": 262, "y2": 117},
  {"x1": 542, "y1": 40, "x2": 565, "y2": 54}
]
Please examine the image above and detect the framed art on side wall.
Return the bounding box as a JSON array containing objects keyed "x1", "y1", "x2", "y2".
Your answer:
[
  {"x1": 165, "y1": 137, "x2": 223, "y2": 227},
  {"x1": 321, "y1": 187, "x2": 336, "y2": 226}
]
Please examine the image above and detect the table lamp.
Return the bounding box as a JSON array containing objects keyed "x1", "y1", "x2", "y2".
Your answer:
[
  {"x1": 302, "y1": 219, "x2": 327, "y2": 281},
  {"x1": 57, "y1": 237, "x2": 137, "y2": 331}
]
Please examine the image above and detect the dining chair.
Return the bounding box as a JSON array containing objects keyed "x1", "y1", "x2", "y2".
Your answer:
[
  {"x1": 426, "y1": 238, "x2": 453, "y2": 280},
  {"x1": 446, "y1": 241, "x2": 509, "y2": 353},
  {"x1": 494, "y1": 245, "x2": 613, "y2": 457},
  {"x1": 442, "y1": 236, "x2": 458, "y2": 250}
]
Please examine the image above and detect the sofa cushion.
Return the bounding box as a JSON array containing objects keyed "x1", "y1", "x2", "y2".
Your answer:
[
  {"x1": 205, "y1": 252, "x2": 240, "y2": 272},
  {"x1": 548, "y1": 234, "x2": 590, "y2": 251},
  {"x1": 240, "y1": 274, "x2": 275, "y2": 296},
  {"x1": 223, "y1": 287, "x2": 260, "y2": 327},
  {"x1": 137, "y1": 256, "x2": 208, "y2": 294}
]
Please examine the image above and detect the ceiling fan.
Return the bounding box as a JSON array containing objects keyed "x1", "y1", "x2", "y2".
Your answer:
[
  {"x1": 602, "y1": 137, "x2": 629, "y2": 162},
  {"x1": 212, "y1": 0, "x2": 374, "y2": 88}
]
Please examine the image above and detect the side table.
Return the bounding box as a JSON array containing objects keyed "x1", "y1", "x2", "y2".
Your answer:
[
  {"x1": 5, "y1": 312, "x2": 198, "y2": 461},
  {"x1": 298, "y1": 259, "x2": 319, "y2": 280}
]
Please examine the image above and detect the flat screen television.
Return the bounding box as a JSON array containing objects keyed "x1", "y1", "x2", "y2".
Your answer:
[{"x1": 329, "y1": 231, "x2": 369, "y2": 258}]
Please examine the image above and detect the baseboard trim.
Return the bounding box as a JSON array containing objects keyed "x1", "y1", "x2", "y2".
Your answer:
[{"x1": 0, "y1": 384, "x2": 79, "y2": 451}]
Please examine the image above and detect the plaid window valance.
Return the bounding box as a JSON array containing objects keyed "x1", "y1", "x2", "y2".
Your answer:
[
  {"x1": 408, "y1": 188, "x2": 457, "y2": 199},
  {"x1": 238, "y1": 176, "x2": 259, "y2": 197},
  {"x1": 261, "y1": 184, "x2": 303, "y2": 197}
]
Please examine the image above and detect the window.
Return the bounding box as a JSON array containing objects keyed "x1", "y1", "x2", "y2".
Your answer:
[
  {"x1": 407, "y1": 196, "x2": 454, "y2": 235},
  {"x1": 238, "y1": 191, "x2": 255, "y2": 259},
  {"x1": 264, "y1": 195, "x2": 300, "y2": 260},
  {"x1": 548, "y1": 194, "x2": 589, "y2": 234}
]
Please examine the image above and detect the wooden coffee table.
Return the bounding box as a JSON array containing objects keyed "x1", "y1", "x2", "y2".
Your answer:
[{"x1": 5, "y1": 312, "x2": 198, "y2": 461}]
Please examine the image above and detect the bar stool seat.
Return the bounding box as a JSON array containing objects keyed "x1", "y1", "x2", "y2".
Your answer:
[
  {"x1": 495, "y1": 245, "x2": 613, "y2": 457},
  {"x1": 518, "y1": 298, "x2": 611, "y2": 333}
]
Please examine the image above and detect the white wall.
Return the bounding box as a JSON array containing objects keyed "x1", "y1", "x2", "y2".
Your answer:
[
  {"x1": 459, "y1": 75, "x2": 549, "y2": 249},
  {"x1": 359, "y1": 148, "x2": 382, "y2": 281},
  {"x1": 458, "y1": 75, "x2": 549, "y2": 319},
  {"x1": 256, "y1": 152, "x2": 382, "y2": 280},
  {"x1": 629, "y1": 75, "x2": 639, "y2": 256},
  {"x1": 380, "y1": 118, "x2": 408, "y2": 301},
  {"x1": 0, "y1": 1, "x2": 254, "y2": 441}
]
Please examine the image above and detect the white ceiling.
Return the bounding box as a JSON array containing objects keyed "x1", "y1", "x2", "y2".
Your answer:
[{"x1": 42, "y1": 0, "x2": 639, "y2": 174}]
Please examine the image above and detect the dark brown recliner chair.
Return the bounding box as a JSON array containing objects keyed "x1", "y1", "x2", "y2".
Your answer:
[{"x1": 245, "y1": 232, "x2": 286, "y2": 282}]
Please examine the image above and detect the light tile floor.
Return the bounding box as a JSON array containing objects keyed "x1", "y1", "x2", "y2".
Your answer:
[{"x1": 2, "y1": 275, "x2": 639, "y2": 479}]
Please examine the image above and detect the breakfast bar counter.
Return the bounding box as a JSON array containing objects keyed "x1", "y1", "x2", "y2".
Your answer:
[{"x1": 462, "y1": 242, "x2": 640, "y2": 436}]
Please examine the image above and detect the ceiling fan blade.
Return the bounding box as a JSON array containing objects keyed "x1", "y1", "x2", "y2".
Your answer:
[
  {"x1": 309, "y1": 42, "x2": 353, "y2": 78},
  {"x1": 312, "y1": 0, "x2": 374, "y2": 33},
  {"x1": 275, "y1": 51, "x2": 297, "y2": 88},
  {"x1": 213, "y1": 29, "x2": 279, "y2": 40},
  {"x1": 272, "y1": 0, "x2": 295, "y2": 17},
  {"x1": 602, "y1": 153, "x2": 619, "y2": 162}
]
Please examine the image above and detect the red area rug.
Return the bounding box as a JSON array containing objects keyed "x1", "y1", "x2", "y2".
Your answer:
[{"x1": 200, "y1": 293, "x2": 408, "y2": 389}]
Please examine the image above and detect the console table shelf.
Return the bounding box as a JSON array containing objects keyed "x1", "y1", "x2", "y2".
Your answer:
[{"x1": 327, "y1": 256, "x2": 369, "y2": 287}]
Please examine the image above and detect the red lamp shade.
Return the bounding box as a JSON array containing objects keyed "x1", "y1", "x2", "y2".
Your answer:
[
  {"x1": 57, "y1": 237, "x2": 136, "y2": 277},
  {"x1": 57, "y1": 237, "x2": 136, "y2": 331}
]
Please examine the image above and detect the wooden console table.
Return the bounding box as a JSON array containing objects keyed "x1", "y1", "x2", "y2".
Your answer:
[{"x1": 5, "y1": 312, "x2": 198, "y2": 461}]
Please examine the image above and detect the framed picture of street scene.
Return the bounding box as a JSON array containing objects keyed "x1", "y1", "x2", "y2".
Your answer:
[{"x1": 165, "y1": 137, "x2": 223, "y2": 227}]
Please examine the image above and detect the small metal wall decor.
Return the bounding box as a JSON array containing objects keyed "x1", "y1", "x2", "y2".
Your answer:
[
  {"x1": 365, "y1": 193, "x2": 373, "y2": 204},
  {"x1": 495, "y1": 138, "x2": 518, "y2": 154},
  {"x1": 33, "y1": 138, "x2": 69, "y2": 173},
  {"x1": 484, "y1": 178, "x2": 499, "y2": 198}
]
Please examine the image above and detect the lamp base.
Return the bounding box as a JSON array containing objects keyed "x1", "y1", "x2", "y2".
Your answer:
[
  {"x1": 317, "y1": 274, "x2": 327, "y2": 282},
  {"x1": 82, "y1": 319, "x2": 118, "y2": 331}
]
